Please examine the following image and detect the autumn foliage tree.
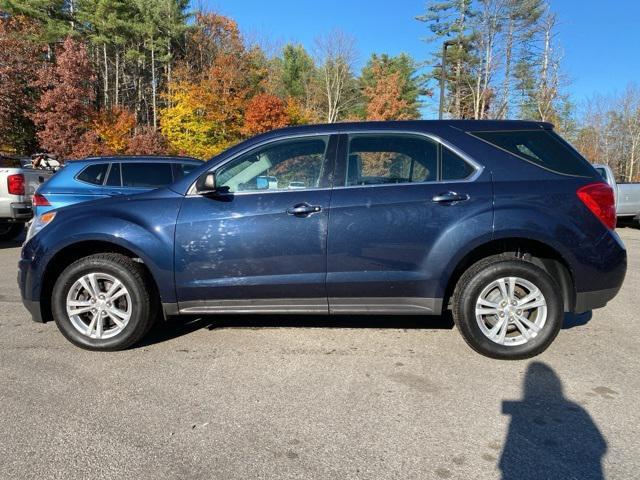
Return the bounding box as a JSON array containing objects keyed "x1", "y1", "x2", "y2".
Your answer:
[
  {"x1": 126, "y1": 128, "x2": 168, "y2": 155},
  {"x1": 243, "y1": 94, "x2": 290, "y2": 135},
  {"x1": 364, "y1": 67, "x2": 412, "y2": 120},
  {"x1": 160, "y1": 13, "x2": 262, "y2": 158},
  {"x1": 361, "y1": 54, "x2": 423, "y2": 120},
  {"x1": 32, "y1": 36, "x2": 96, "y2": 159},
  {"x1": 0, "y1": 15, "x2": 43, "y2": 153},
  {"x1": 91, "y1": 107, "x2": 136, "y2": 154}
]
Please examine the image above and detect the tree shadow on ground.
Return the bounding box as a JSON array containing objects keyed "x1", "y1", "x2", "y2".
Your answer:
[{"x1": 500, "y1": 362, "x2": 606, "y2": 480}]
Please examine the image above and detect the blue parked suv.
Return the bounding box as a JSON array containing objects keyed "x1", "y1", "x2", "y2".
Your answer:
[
  {"x1": 33, "y1": 156, "x2": 201, "y2": 216},
  {"x1": 19, "y1": 121, "x2": 626, "y2": 359}
]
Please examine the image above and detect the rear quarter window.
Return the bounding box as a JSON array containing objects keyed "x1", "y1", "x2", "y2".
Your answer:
[
  {"x1": 76, "y1": 163, "x2": 109, "y2": 185},
  {"x1": 470, "y1": 130, "x2": 595, "y2": 177}
]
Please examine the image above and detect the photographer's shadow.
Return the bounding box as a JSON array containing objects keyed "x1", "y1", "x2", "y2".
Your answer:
[{"x1": 500, "y1": 362, "x2": 606, "y2": 480}]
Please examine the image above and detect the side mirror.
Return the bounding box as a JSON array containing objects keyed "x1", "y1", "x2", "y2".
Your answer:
[
  {"x1": 195, "y1": 172, "x2": 231, "y2": 196},
  {"x1": 195, "y1": 172, "x2": 217, "y2": 195}
]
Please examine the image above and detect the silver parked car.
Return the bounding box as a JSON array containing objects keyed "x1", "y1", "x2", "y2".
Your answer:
[
  {"x1": 0, "y1": 155, "x2": 52, "y2": 240},
  {"x1": 594, "y1": 164, "x2": 640, "y2": 224}
]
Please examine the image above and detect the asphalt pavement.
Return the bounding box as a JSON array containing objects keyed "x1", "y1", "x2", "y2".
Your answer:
[{"x1": 1, "y1": 227, "x2": 639, "y2": 479}]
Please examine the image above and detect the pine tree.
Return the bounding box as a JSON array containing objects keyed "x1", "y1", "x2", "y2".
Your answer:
[
  {"x1": 360, "y1": 53, "x2": 424, "y2": 120},
  {"x1": 417, "y1": 0, "x2": 477, "y2": 118}
]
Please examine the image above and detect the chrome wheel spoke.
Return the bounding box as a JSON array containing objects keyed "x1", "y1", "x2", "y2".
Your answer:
[
  {"x1": 107, "y1": 307, "x2": 129, "y2": 324},
  {"x1": 95, "y1": 314, "x2": 103, "y2": 338},
  {"x1": 488, "y1": 317, "x2": 508, "y2": 342},
  {"x1": 519, "y1": 298, "x2": 546, "y2": 310},
  {"x1": 515, "y1": 314, "x2": 541, "y2": 334},
  {"x1": 79, "y1": 277, "x2": 96, "y2": 298},
  {"x1": 85, "y1": 315, "x2": 97, "y2": 337},
  {"x1": 476, "y1": 307, "x2": 499, "y2": 316},
  {"x1": 517, "y1": 288, "x2": 541, "y2": 307},
  {"x1": 477, "y1": 298, "x2": 499, "y2": 308},
  {"x1": 497, "y1": 278, "x2": 509, "y2": 302},
  {"x1": 106, "y1": 280, "x2": 125, "y2": 300},
  {"x1": 68, "y1": 304, "x2": 94, "y2": 316},
  {"x1": 507, "y1": 277, "x2": 516, "y2": 301},
  {"x1": 512, "y1": 318, "x2": 531, "y2": 340}
]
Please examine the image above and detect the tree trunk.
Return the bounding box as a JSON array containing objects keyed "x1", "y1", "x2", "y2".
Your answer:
[
  {"x1": 151, "y1": 42, "x2": 157, "y2": 129},
  {"x1": 115, "y1": 48, "x2": 119, "y2": 107},
  {"x1": 103, "y1": 43, "x2": 109, "y2": 107},
  {"x1": 499, "y1": 17, "x2": 515, "y2": 119}
]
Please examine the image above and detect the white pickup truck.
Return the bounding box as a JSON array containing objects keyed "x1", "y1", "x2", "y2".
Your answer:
[
  {"x1": 0, "y1": 155, "x2": 53, "y2": 241},
  {"x1": 594, "y1": 164, "x2": 640, "y2": 225}
]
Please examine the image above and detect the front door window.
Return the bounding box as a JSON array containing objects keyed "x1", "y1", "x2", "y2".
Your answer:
[{"x1": 216, "y1": 137, "x2": 329, "y2": 193}]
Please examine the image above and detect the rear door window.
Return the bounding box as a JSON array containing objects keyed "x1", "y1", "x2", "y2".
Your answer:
[
  {"x1": 121, "y1": 163, "x2": 173, "y2": 188},
  {"x1": 346, "y1": 135, "x2": 438, "y2": 186},
  {"x1": 77, "y1": 163, "x2": 109, "y2": 185},
  {"x1": 470, "y1": 129, "x2": 595, "y2": 177}
]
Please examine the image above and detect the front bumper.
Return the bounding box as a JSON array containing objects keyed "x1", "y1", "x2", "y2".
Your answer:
[{"x1": 18, "y1": 257, "x2": 45, "y2": 323}]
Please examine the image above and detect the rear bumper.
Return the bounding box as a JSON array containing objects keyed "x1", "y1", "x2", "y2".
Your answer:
[
  {"x1": 1, "y1": 202, "x2": 33, "y2": 222},
  {"x1": 574, "y1": 287, "x2": 621, "y2": 314}
]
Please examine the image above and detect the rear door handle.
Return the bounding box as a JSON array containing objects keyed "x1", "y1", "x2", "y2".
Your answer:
[
  {"x1": 432, "y1": 191, "x2": 470, "y2": 203},
  {"x1": 286, "y1": 203, "x2": 322, "y2": 216}
]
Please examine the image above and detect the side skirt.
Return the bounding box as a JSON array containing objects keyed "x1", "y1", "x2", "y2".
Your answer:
[{"x1": 167, "y1": 297, "x2": 443, "y2": 316}]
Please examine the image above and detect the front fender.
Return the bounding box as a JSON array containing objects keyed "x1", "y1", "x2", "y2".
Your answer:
[{"x1": 23, "y1": 193, "x2": 183, "y2": 304}]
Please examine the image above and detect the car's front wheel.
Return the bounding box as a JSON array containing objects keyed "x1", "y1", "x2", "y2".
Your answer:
[
  {"x1": 52, "y1": 253, "x2": 157, "y2": 350},
  {"x1": 452, "y1": 255, "x2": 563, "y2": 360}
]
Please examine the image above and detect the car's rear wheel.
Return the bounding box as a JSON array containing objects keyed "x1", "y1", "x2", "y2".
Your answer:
[
  {"x1": 52, "y1": 253, "x2": 157, "y2": 350},
  {"x1": 0, "y1": 222, "x2": 24, "y2": 241},
  {"x1": 452, "y1": 255, "x2": 563, "y2": 359}
]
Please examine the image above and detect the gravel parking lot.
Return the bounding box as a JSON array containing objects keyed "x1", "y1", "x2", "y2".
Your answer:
[{"x1": 1, "y1": 227, "x2": 639, "y2": 480}]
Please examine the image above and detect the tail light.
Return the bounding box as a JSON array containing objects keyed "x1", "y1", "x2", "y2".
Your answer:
[
  {"x1": 577, "y1": 182, "x2": 616, "y2": 230},
  {"x1": 32, "y1": 193, "x2": 50, "y2": 207},
  {"x1": 7, "y1": 174, "x2": 25, "y2": 195}
]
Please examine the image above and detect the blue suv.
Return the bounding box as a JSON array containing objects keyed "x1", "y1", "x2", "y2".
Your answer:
[
  {"x1": 33, "y1": 156, "x2": 201, "y2": 216},
  {"x1": 19, "y1": 121, "x2": 627, "y2": 359}
]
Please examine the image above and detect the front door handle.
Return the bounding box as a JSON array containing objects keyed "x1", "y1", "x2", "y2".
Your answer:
[
  {"x1": 286, "y1": 203, "x2": 322, "y2": 216},
  {"x1": 432, "y1": 191, "x2": 470, "y2": 203}
]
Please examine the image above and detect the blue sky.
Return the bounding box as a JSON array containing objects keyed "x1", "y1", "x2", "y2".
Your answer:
[{"x1": 203, "y1": 0, "x2": 640, "y2": 117}]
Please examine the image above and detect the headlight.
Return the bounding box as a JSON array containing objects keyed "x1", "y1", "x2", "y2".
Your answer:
[{"x1": 25, "y1": 212, "x2": 56, "y2": 242}]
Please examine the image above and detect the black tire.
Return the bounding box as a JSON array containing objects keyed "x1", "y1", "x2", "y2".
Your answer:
[
  {"x1": 452, "y1": 254, "x2": 563, "y2": 360},
  {"x1": 52, "y1": 253, "x2": 157, "y2": 351},
  {"x1": 0, "y1": 222, "x2": 24, "y2": 241}
]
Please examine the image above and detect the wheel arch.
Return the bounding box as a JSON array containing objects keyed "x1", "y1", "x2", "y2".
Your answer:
[
  {"x1": 40, "y1": 240, "x2": 162, "y2": 323},
  {"x1": 445, "y1": 237, "x2": 576, "y2": 312}
]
